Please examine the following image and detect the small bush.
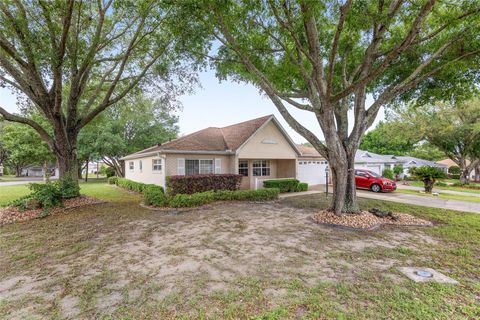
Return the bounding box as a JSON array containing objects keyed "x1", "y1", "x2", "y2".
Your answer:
[
  {"x1": 295, "y1": 182, "x2": 308, "y2": 192},
  {"x1": 108, "y1": 176, "x2": 118, "y2": 185},
  {"x1": 263, "y1": 179, "x2": 299, "y2": 193},
  {"x1": 9, "y1": 182, "x2": 64, "y2": 216},
  {"x1": 168, "y1": 191, "x2": 216, "y2": 208},
  {"x1": 449, "y1": 174, "x2": 460, "y2": 180},
  {"x1": 448, "y1": 165, "x2": 460, "y2": 175},
  {"x1": 435, "y1": 181, "x2": 448, "y2": 187},
  {"x1": 167, "y1": 174, "x2": 242, "y2": 195},
  {"x1": 104, "y1": 166, "x2": 116, "y2": 178},
  {"x1": 57, "y1": 177, "x2": 80, "y2": 198},
  {"x1": 143, "y1": 185, "x2": 168, "y2": 206},
  {"x1": 116, "y1": 178, "x2": 148, "y2": 193},
  {"x1": 382, "y1": 168, "x2": 394, "y2": 180}
]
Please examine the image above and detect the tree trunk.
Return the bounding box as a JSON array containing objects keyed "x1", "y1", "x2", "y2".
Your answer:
[
  {"x1": 85, "y1": 159, "x2": 89, "y2": 182},
  {"x1": 458, "y1": 158, "x2": 470, "y2": 185},
  {"x1": 475, "y1": 165, "x2": 480, "y2": 182},
  {"x1": 327, "y1": 145, "x2": 359, "y2": 215},
  {"x1": 423, "y1": 178, "x2": 435, "y2": 193},
  {"x1": 15, "y1": 165, "x2": 22, "y2": 177}
]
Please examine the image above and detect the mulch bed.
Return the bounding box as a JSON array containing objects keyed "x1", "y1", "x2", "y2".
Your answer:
[
  {"x1": 0, "y1": 196, "x2": 105, "y2": 227},
  {"x1": 312, "y1": 210, "x2": 433, "y2": 231}
]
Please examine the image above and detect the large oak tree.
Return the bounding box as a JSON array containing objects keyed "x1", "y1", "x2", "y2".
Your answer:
[
  {"x1": 200, "y1": 0, "x2": 480, "y2": 214},
  {"x1": 0, "y1": 0, "x2": 203, "y2": 194}
]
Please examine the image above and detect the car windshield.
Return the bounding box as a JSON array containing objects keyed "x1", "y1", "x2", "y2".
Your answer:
[{"x1": 368, "y1": 171, "x2": 382, "y2": 178}]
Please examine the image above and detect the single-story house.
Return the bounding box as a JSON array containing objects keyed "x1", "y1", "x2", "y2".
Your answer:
[
  {"x1": 21, "y1": 165, "x2": 59, "y2": 178},
  {"x1": 436, "y1": 158, "x2": 476, "y2": 179},
  {"x1": 121, "y1": 115, "x2": 329, "y2": 190},
  {"x1": 354, "y1": 150, "x2": 448, "y2": 177}
]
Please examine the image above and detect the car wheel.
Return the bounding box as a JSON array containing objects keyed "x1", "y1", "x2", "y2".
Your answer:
[{"x1": 371, "y1": 184, "x2": 381, "y2": 193}]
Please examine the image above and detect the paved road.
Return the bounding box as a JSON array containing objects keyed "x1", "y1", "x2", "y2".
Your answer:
[
  {"x1": 284, "y1": 185, "x2": 480, "y2": 214},
  {"x1": 397, "y1": 184, "x2": 480, "y2": 197},
  {"x1": 0, "y1": 178, "x2": 51, "y2": 186}
]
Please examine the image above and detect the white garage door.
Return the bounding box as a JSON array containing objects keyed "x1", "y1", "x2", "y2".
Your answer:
[
  {"x1": 298, "y1": 160, "x2": 328, "y2": 185},
  {"x1": 366, "y1": 165, "x2": 382, "y2": 175}
]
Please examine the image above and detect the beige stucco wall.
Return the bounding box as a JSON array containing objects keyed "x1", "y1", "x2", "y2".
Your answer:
[
  {"x1": 277, "y1": 159, "x2": 296, "y2": 179},
  {"x1": 238, "y1": 159, "x2": 278, "y2": 189},
  {"x1": 237, "y1": 121, "x2": 297, "y2": 159},
  {"x1": 164, "y1": 153, "x2": 234, "y2": 176},
  {"x1": 124, "y1": 155, "x2": 166, "y2": 188}
]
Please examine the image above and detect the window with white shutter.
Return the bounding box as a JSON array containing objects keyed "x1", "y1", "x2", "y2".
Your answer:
[{"x1": 177, "y1": 158, "x2": 185, "y2": 175}]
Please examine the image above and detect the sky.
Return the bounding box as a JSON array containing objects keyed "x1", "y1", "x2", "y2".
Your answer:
[{"x1": 0, "y1": 68, "x2": 385, "y2": 144}]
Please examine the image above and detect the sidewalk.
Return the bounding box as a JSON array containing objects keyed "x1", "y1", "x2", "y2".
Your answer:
[
  {"x1": 280, "y1": 185, "x2": 480, "y2": 214},
  {"x1": 397, "y1": 184, "x2": 480, "y2": 197}
]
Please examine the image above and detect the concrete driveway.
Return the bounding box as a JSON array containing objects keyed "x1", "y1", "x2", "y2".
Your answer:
[{"x1": 301, "y1": 184, "x2": 480, "y2": 214}]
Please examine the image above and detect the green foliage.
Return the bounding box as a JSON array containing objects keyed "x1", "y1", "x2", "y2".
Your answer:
[
  {"x1": 409, "y1": 166, "x2": 446, "y2": 180},
  {"x1": 107, "y1": 177, "x2": 118, "y2": 185},
  {"x1": 58, "y1": 177, "x2": 81, "y2": 199},
  {"x1": 103, "y1": 167, "x2": 116, "y2": 178},
  {"x1": 263, "y1": 179, "x2": 299, "y2": 193},
  {"x1": 435, "y1": 181, "x2": 448, "y2": 187},
  {"x1": 0, "y1": 122, "x2": 53, "y2": 174},
  {"x1": 382, "y1": 168, "x2": 394, "y2": 180},
  {"x1": 166, "y1": 174, "x2": 242, "y2": 195},
  {"x1": 360, "y1": 121, "x2": 417, "y2": 155},
  {"x1": 115, "y1": 178, "x2": 150, "y2": 193},
  {"x1": 143, "y1": 187, "x2": 280, "y2": 208},
  {"x1": 295, "y1": 183, "x2": 309, "y2": 192},
  {"x1": 9, "y1": 182, "x2": 64, "y2": 216},
  {"x1": 407, "y1": 143, "x2": 446, "y2": 162},
  {"x1": 448, "y1": 166, "x2": 461, "y2": 175},
  {"x1": 452, "y1": 182, "x2": 480, "y2": 190},
  {"x1": 168, "y1": 191, "x2": 216, "y2": 208},
  {"x1": 143, "y1": 185, "x2": 168, "y2": 207},
  {"x1": 393, "y1": 165, "x2": 404, "y2": 176}
]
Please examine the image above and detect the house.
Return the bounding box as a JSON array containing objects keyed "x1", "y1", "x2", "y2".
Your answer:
[
  {"x1": 21, "y1": 164, "x2": 59, "y2": 178},
  {"x1": 354, "y1": 150, "x2": 448, "y2": 177},
  {"x1": 436, "y1": 158, "x2": 476, "y2": 179},
  {"x1": 121, "y1": 115, "x2": 328, "y2": 190}
]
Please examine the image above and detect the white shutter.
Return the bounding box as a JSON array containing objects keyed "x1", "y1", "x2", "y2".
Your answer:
[
  {"x1": 215, "y1": 158, "x2": 222, "y2": 174},
  {"x1": 177, "y1": 158, "x2": 185, "y2": 175}
]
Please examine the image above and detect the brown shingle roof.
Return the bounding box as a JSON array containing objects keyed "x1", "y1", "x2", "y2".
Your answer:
[
  {"x1": 126, "y1": 115, "x2": 273, "y2": 158},
  {"x1": 297, "y1": 145, "x2": 323, "y2": 158}
]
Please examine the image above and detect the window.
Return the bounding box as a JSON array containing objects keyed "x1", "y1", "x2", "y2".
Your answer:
[
  {"x1": 355, "y1": 170, "x2": 367, "y2": 177},
  {"x1": 129, "y1": 161, "x2": 134, "y2": 171},
  {"x1": 185, "y1": 159, "x2": 214, "y2": 175},
  {"x1": 253, "y1": 160, "x2": 270, "y2": 176},
  {"x1": 139, "y1": 160, "x2": 142, "y2": 171},
  {"x1": 153, "y1": 159, "x2": 162, "y2": 172},
  {"x1": 239, "y1": 160, "x2": 248, "y2": 176}
]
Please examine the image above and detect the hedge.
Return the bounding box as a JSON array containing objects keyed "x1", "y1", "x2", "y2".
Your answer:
[
  {"x1": 295, "y1": 182, "x2": 309, "y2": 192},
  {"x1": 143, "y1": 185, "x2": 168, "y2": 206},
  {"x1": 263, "y1": 179, "x2": 299, "y2": 193},
  {"x1": 108, "y1": 176, "x2": 118, "y2": 185},
  {"x1": 166, "y1": 174, "x2": 242, "y2": 195},
  {"x1": 115, "y1": 177, "x2": 154, "y2": 193},
  {"x1": 148, "y1": 188, "x2": 280, "y2": 208}
]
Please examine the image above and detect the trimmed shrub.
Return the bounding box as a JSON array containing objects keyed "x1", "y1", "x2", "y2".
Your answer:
[
  {"x1": 295, "y1": 182, "x2": 309, "y2": 192},
  {"x1": 166, "y1": 174, "x2": 242, "y2": 195},
  {"x1": 448, "y1": 165, "x2": 460, "y2": 175},
  {"x1": 229, "y1": 188, "x2": 280, "y2": 201},
  {"x1": 168, "y1": 191, "x2": 216, "y2": 208},
  {"x1": 108, "y1": 176, "x2": 118, "y2": 185},
  {"x1": 263, "y1": 179, "x2": 299, "y2": 193},
  {"x1": 143, "y1": 185, "x2": 168, "y2": 206},
  {"x1": 116, "y1": 177, "x2": 149, "y2": 193},
  {"x1": 449, "y1": 174, "x2": 460, "y2": 180},
  {"x1": 382, "y1": 168, "x2": 394, "y2": 180}
]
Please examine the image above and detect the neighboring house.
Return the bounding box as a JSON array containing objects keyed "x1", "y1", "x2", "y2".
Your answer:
[
  {"x1": 436, "y1": 158, "x2": 476, "y2": 180},
  {"x1": 83, "y1": 161, "x2": 106, "y2": 175},
  {"x1": 354, "y1": 150, "x2": 448, "y2": 178},
  {"x1": 121, "y1": 115, "x2": 328, "y2": 190},
  {"x1": 21, "y1": 165, "x2": 59, "y2": 178}
]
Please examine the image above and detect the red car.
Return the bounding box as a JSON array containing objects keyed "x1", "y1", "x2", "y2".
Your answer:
[{"x1": 354, "y1": 169, "x2": 397, "y2": 192}]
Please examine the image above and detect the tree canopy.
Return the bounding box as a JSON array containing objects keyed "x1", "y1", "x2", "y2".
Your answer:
[
  {"x1": 0, "y1": 0, "x2": 205, "y2": 192},
  {"x1": 78, "y1": 92, "x2": 178, "y2": 177},
  {"x1": 200, "y1": 0, "x2": 480, "y2": 214},
  {"x1": 360, "y1": 121, "x2": 417, "y2": 155}
]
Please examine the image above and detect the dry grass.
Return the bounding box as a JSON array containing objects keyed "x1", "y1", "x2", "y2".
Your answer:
[{"x1": 0, "y1": 186, "x2": 479, "y2": 319}]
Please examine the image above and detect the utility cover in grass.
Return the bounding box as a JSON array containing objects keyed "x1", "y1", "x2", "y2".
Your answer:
[{"x1": 398, "y1": 267, "x2": 459, "y2": 284}]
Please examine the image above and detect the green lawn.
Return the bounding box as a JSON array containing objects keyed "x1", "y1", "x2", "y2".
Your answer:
[
  {"x1": 396, "y1": 188, "x2": 480, "y2": 203},
  {"x1": 0, "y1": 179, "x2": 138, "y2": 207},
  {"x1": 0, "y1": 175, "x2": 18, "y2": 182},
  {"x1": 1, "y1": 184, "x2": 479, "y2": 319},
  {"x1": 409, "y1": 180, "x2": 480, "y2": 194}
]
